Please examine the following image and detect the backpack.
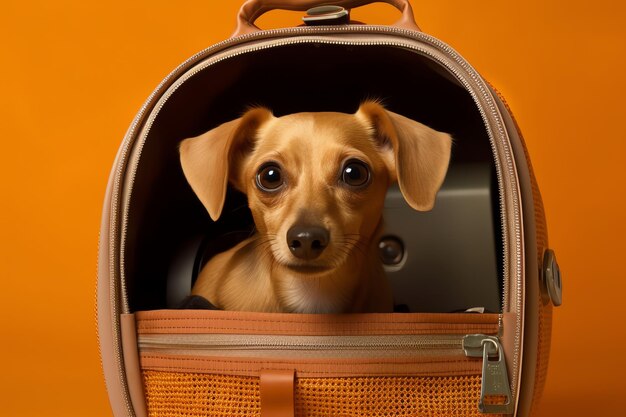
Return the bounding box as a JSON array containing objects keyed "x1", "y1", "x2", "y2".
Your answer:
[{"x1": 97, "y1": 1, "x2": 562, "y2": 416}]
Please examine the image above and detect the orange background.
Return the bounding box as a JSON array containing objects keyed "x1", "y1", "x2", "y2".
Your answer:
[{"x1": 1, "y1": 0, "x2": 624, "y2": 415}]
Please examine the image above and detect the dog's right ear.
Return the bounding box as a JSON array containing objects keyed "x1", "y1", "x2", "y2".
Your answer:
[{"x1": 179, "y1": 108, "x2": 273, "y2": 221}]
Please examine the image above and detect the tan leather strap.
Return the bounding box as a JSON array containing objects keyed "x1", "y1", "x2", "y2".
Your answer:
[
  {"x1": 260, "y1": 369, "x2": 296, "y2": 417},
  {"x1": 233, "y1": 0, "x2": 420, "y2": 37}
]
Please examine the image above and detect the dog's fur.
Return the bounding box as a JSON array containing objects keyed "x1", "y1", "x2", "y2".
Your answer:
[{"x1": 179, "y1": 101, "x2": 451, "y2": 313}]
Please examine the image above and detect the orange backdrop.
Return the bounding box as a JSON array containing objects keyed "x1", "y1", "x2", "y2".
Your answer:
[{"x1": 1, "y1": 1, "x2": 624, "y2": 416}]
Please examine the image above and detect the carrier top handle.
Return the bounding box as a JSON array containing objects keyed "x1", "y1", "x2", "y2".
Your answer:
[{"x1": 233, "y1": 0, "x2": 420, "y2": 38}]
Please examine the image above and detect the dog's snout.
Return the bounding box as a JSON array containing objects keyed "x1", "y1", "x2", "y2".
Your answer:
[{"x1": 287, "y1": 226, "x2": 330, "y2": 260}]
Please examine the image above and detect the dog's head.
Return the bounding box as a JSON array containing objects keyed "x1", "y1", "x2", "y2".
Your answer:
[{"x1": 180, "y1": 101, "x2": 451, "y2": 276}]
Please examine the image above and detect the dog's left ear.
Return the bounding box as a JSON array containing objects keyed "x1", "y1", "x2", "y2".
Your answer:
[
  {"x1": 356, "y1": 101, "x2": 452, "y2": 211},
  {"x1": 179, "y1": 108, "x2": 273, "y2": 221}
]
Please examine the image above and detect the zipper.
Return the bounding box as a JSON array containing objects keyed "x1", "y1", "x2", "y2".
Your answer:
[
  {"x1": 109, "y1": 24, "x2": 523, "y2": 417},
  {"x1": 464, "y1": 335, "x2": 515, "y2": 414},
  {"x1": 138, "y1": 332, "x2": 513, "y2": 414},
  {"x1": 139, "y1": 333, "x2": 465, "y2": 358}
]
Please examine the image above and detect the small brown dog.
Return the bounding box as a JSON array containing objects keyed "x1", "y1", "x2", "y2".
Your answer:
[{"x1": 179, "y1": 101, "x2": 451, "y2": 313}]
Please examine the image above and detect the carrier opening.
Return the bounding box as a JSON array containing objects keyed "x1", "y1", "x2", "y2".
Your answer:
[{"x1": 122, "y1": 42, "x2": 504, "y2": 313}]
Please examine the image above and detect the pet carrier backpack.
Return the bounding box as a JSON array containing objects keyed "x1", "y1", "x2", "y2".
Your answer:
[{"x1": 97, "y1": 1, "x2": 562, "y2": 416}]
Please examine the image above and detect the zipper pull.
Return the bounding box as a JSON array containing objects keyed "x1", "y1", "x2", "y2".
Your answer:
[{"x1": 463, "y1": 335, "x2": 514, "y2": 414}]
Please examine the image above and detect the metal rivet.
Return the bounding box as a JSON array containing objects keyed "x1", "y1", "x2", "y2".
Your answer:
[
  {"x1": 378, "y1": 236, "x2": 405, "y2": 266},
  {"x1": 542, "y1": 249, "x2": 563, "y2": 307},
  {"x1": 303, "y1": 6, "x2": 350, "y2": 26}
]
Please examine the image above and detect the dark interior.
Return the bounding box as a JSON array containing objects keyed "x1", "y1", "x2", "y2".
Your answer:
[{"x1": 123, "y1": 42, "x2": 503, "y2": 312}]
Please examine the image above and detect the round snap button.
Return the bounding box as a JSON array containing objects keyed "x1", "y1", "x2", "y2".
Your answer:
[{"x1": 543, "y1": 249, "x2": 563, "y2": 307}]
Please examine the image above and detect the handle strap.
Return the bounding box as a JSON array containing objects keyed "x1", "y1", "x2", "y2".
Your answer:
[{"x1": 233, "y1": 0, "x2": 420, "y2": 37}]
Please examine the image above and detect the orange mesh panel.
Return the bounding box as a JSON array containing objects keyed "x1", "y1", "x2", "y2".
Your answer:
[
  {"x1": 143, "y1": 372, "x2": 260, "y2": 417},
  {"x1": 295, "y1": 375, "x2": 495, "y2": 417},
  {"x1": 143, "y1": 371, "x2": 502, "y2": 417},
  {"x1": 528, "y1": 160, "x2": 553, "y2": 417},
  {"x1": 531, "y1": 295, "x2": 553, "y2": 415}
]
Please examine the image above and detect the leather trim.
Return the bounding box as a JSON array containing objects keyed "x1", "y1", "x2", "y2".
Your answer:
[
  {"x1": 260, "y1": 369, "x2": 295, "y2": 417},
  {"x1": 97, "y1": 147, "x2": 132, "y2": 417},
  {"x1": 135, "y1": 310, "x2": 500, "y2": 336},
  {"x1": 501, "y1": 312, "x2": 517, "y2": 384},
  {"x1": 139, "y1": 353, "x2": 482, "y2": 378},
  {"x1": 490, "y1": 87, "x2": 542, "y2": 417},
  {"x1": 121, "y1": 314, "x2": 148, "y2": 417},
  {"x1": 483, "y1": 84, "x2": 526, "y2": 416}
]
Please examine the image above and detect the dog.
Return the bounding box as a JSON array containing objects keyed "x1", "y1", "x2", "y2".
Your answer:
[{"x1": 179, "y1": 101, "x2": 451, "y2": 313}]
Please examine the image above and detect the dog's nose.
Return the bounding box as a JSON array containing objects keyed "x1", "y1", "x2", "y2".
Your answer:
[{"x1": 287, "y1": 226, "x2": 330, "y2": 260}]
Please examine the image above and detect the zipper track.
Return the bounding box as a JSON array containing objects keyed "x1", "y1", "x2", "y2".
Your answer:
[
  {"x1": 139, "y1": 333, "x2": 465, "y2": 350},
  {"x1": 138, "y1": 333, "x2": 466, "y2": 360},
  {"x1": 108, "y1": 24, "x2": 523, "y2": 417}
]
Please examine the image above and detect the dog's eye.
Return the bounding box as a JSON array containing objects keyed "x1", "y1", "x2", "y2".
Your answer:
[
  {"x1": 341, "y1": 160, "x2": 370, "y2": 187},
  {"x1": 256, "y1": 164, "x2": 284, "y2": 192}
]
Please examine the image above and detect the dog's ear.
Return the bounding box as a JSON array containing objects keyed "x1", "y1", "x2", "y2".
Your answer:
[
  {"x1": 179, "y1": 108, "x2": 273, "y2": 221},
  {"x1": 356, "y1": 101, "x2": 452, "y2": 211}
]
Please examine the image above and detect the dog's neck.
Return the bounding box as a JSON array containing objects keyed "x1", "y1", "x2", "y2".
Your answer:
[
  {"x1": 270, "y1": 230, "x2": 392, "y2": 314},
  {"x1": 272, "y1": 260, "x2": 382, "y2": 314}
]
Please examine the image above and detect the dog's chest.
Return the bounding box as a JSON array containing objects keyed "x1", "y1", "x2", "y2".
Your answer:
[{"x1": 277, "y1": 273, "x2": 355, "y2": 314}]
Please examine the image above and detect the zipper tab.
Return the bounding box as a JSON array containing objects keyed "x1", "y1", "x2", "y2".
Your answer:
[{"x1": 463, "y1": 335, "x2": 514, "y2": 414}]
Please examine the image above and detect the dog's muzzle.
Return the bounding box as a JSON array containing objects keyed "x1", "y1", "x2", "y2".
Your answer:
[{"x1": 287, "y1": 225, "x2": 330, "y2": 260}]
